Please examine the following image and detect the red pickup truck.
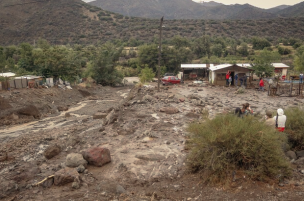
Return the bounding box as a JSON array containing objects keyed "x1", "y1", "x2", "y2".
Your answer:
[{"x1": 161, "y1": 76, "x2": 181, "y2": 85}]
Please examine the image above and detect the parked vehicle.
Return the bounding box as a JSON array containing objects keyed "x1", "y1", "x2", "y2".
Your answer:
[
  {"x1": 161, "y1": 76, "x2": 181, "y2": 85},
  {"x1": 163, "y1": 73, "x2": 175, "y2": 77}
]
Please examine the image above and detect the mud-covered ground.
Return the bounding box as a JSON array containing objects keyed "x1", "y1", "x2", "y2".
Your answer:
[{"x1": 1, "y1": 81, "x2": 304, "y2": 201}]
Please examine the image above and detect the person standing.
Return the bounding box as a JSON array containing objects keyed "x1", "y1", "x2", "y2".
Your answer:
[
  {"x1": 259, "y1": 78, "x2": 264, "y2": 91},
  {"x1": 273, "y1": 108, "x2": 287, "y2": 132},
  {"x1": 229, "y1": 76, "x2": 232, "y2": 87},
  {"x1": 226, "y1": 71, "x2": 231, "y2": 86},
  {"x1": 300, "y1": 73, "x2": 303, "y2": 84},
  {"x1": 234, "y1": 73, "x2": 238, "y2": 86}
]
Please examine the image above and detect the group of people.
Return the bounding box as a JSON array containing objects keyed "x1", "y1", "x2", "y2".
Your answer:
[
  {"x1": 226, "y1": 71, "x2": 248, "y2": 87},
  {"x1": 235, "y1": 103, "x2": 287, "y2": 132}
]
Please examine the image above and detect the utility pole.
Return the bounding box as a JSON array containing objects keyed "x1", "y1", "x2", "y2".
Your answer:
[{"x1": 158, "y1": 16, "x2": 164, "y2": 92}]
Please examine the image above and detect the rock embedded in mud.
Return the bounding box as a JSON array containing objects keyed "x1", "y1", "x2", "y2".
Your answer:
[
  {"x1": 65, "y1": 153, "x2": 88, "y2": 168},
  {"x1": 160, "y1": 107, "x2": 179, "y2": 114},
  {"x1": 57, "y1": 106, "x2": 69, "y2": 111},
  {"x1": 0, "y1": 151, "x2": 8, "y2": 162},
  {"x1": 82, "y1": 147, "x2": 111, "y2": 167},
  {"x1": 54, "y1": 167, "x2": 79, "y2": 186},
  {"x1": 286, "y1": 151, "x2": 297, "y2": 160},
  {"x1": 17, "y1": 105, "x2": 41, "y2": 119},
  {"x1": 76, "y1": 165, "x2": 85, "y2": 173},
  {"x1": 72, "y1": 182, "x2": 80, "y2": 189},
  {"x1": 93, "y1": 112, "x2": 107, "y2": 119},
  {"x1": 116, "y1": 185, "x2": 126, "y2": 194},
  {"x1": 43, "y1": 144, "x2": 61, "y2": 159}
]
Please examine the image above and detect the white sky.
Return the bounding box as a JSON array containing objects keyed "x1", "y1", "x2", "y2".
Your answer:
[
  {"x1": 193, "y1": 0, "x2": 302, "y2": 8},
  {"x1": 82, "y1": 0, "x2": 302, "y2": 9}
]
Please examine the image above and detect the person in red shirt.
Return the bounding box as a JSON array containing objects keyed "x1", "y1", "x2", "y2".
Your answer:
[
  {"x1": 259, "y1": 78, "x2": 264, "y2": 91},
  {"x1": 226, "y1": 71, "x2": 230, "y2": 86}
]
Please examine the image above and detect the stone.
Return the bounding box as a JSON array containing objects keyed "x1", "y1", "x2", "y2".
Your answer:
[
  {"x1": 57, "y1": 106, "x2": 69, "y2": 111},
  {"x1": 54, "y1": 167, "x2": 79, "y2": 186},
  {"x1": 179, "y1": 98, "x2": 185, "y2": 102},
  {"x1": 116, "y1": 185, "x2": 126, "y2": 194},
  {"x1": 82, "y1": 147, "x2": 111, "y2": 167},
  {"x1": 165, "y1": 141, "x2": 170, "y2": 145},
  {"x1": 296, "y1": 150, "x2": 304, "y2": 158},
  {"x1": 65, "y1": 153, "x2": 88, "y2": 168},
  {"x1": 10, "y1": 113, "x2": 19, "y2": 120},
  {"x1": 187, "y1": 94, "x2": 201, "y2": 100},
  {"x1": 42, "y1": 178, "x2": 54, "y2": 188},
  {"x1": 143, "y1": 95, "x2": 154, "y2": 102},
  {"x1": 286, "y1": 151, "x2": 297, "y2": 160},
  {"x1": 103, "y1": 109, "x2": 117, "y2": 125},
  {"x1": 18, "y1": 105, "x2": 41, "y2": 119},
  {"x1": 160, "y1": 107, "x2": 179, "y2": 114},
  {"x1": 76, "y1": 165, "x2": 85, "y2": 173},
  {"x1": 294, "y1": 157, "x2": 304, "y2": 165},
  {"x1": 65, "y1": 113, "x2": 71, "y2": 118},
  {"x1": 135, "y1": 154, "x2": 165, "y2": 161},
  {"x1": 93, "y1": 112, "x2": 107, "y2": 119},
  {"x1": 72, "y1": 182, "x2": 80, "y2": 189},
  {"x1": 43, "y1": 144, "x2": 61, "y2": 159}
]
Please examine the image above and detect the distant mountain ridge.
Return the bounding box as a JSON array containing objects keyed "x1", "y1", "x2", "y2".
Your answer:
[{"x1": 89, "y1": 0, "x2": 304, "y2": 19}]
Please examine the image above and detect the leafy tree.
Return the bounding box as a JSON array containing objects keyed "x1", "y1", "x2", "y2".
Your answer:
[
  {"x1": 171, "y1": 35, "x2": 190, "y2": 49},
  {"x1": 211, "y1": 44, "x2": 223, "y2": 57},
  {"x1": 18, "y1": 43, "x2": 34, "y2": 72},
  {"x1": 138, "y1": 44, "x2": 158, "y2": 72},
  {"x1": 0, "y1": 46, "x2": 6, "y2": 73},
  {"x1": 193, "y1": 36, "x2": 211, "y2": 58},
  {"x1": 251, "y1": 49, "x2": 280, "y2": 77},
  {"x1": 278, "y1": 46, "x2": 291, "y2": 55},
  {"x1": 89, "y1": 43, "x2": 123, "y2": 85},
  {"x1": 252, "y1": 37, "x2": 271, "y2": 50},
  {"x1": 139, "y1": 65, "x2": 155, "y2": 83},
  {"x1": 238, "y1": 43, "x2": 249, "y2": 56},
  {"x1": 294, "y1": 46, "x2": 304, "y2": 72}
]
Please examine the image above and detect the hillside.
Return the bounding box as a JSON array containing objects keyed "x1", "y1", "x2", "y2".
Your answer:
[
  {"x1": 1, "y1": 0, "x2": 304, "y2": 46},
  {"x1": 89, "y1": 0, "x2": 277, "y2": 20},
  {"x1": 266, "y1": 5, "x2": 290, "y2": 14},
  {"x1": 277, "y1": 1, "x2": 304, "y2": 17}
]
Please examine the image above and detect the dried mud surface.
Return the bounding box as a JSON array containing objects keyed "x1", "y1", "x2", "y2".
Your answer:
[{"x1": 1, "y1": 82, "x2": 304, "y2": 201}]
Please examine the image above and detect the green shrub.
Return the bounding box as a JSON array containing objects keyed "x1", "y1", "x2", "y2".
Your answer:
[
  {"x1": 284, "y1": 107, "x2": 304, "y2": 150},
  {"x1": 139, "y1": 66, "x2": 155, "y2": 83},
  {"x1": 187, "y1": 114, "x2": 291, "y2": 184}
]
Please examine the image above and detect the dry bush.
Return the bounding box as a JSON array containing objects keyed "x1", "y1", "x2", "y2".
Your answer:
[
  {"x1": 284, "y1": 107, "x2": 304, "y2": 150},
  {"x1": 187, "y1": 114, "x2": 291, "y2": 184}
]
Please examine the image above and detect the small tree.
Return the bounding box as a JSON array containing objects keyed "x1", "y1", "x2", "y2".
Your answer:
[
  {"x1": 238, "y1": 42, "x2": 249, "y2": 56},
  {"x1": 251, "y1": 49, "x2": 280, "y2": 78},
  {"x1": 139, "y1": 65, "x2": 155, "y2": 83},
  {"x1": 294, "y1": 46, "x2": 304, "y2": 72}
]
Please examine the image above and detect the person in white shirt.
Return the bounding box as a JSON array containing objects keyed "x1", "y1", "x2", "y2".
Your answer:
[{"x1": 273, "y1": 108, "x2": 287, "y2": 132}]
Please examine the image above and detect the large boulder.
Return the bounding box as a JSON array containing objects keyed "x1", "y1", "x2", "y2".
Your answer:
[
  {"x1": 54, "y1": 167, "x2": 79, "y2": 186},
  {"x1": 65, "y1": 153, "x2": 88, "y2": 168},
  {"x1": 160, "y1": 107, "x2": 179, "y2": 114},
  {"x1": 286, "y1": 151, "x2": 297, "y2": 160},
  {"x1": 44, "y1": 144, "x2": 61, "y2": 159},
  {"x1": 17, "y1": 105, "x2": 41, "y2": 119},
  {"x1": 82, "y1": 147, "x2": 111, "y2": 167}
]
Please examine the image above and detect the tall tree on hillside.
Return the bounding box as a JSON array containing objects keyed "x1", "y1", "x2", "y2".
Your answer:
[
  {"x1": 251, "y1": 37, "x2": 271, "y2": 50},
  {"x1": 238, "y1": 43, "x2": 249, "y2": 57},
  {"x1": 88, "y1": 43, "x2": 123, "y2": 85},
  {"x1": 193, "y1": 36, "x2": 211, "y2": 59},
  {"x1": 137, "y1": 44, "x2": 158, "y2": 71},
  {"x1": 0, "y1": 46, "x2": 6, "y2": 73},
  {"x1": 171, "y1": 35, "x2": 190, "y2": 49},
  {"x1": 251, "y1": 49, "x2": 280, "y2": 78},
  {"x1": 294, "y1": 46, "x2": 304, "y2": 72}
]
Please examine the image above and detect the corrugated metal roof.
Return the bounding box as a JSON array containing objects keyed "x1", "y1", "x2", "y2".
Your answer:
[
  {"x1": 0, "y1": 72, "x2": 16, "y2": 77},
  {"x1": 272, "y1": 63, "x2": 289, "y2": 68},
  {"x1": 181, "y1": 64, "x2": 214, "y2": 69}
]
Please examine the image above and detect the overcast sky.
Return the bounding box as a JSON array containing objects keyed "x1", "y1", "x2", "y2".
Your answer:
[{"x1": 82, "y1": 0, "x2": 302, "y2": 9}]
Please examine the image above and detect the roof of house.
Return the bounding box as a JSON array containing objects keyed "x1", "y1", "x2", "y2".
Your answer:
[
  {"x1": 272, "y1": 63, "x2": 290, "y2": 68},
  {"x1": 181, "y1": 64, "x2": 214, "y2": 69},
  {"x1": 209, "y1": 64, "x2": 253, "y2": 72},
  {"x1": 0, "y1": 72, "x2": 16, "y2": 77}
]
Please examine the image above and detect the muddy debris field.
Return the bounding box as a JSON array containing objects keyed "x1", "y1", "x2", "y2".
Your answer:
[{"x1": 1, "y1": 83, "x2": 304, "y2": 201}]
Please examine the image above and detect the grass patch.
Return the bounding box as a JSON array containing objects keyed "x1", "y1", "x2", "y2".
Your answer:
[
  {"x1": 284, "y1": 107, "x2": 304, "y2": 150},
  {"x1": 187, "y1": 114, "x2": 291, "y2": 184}
]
